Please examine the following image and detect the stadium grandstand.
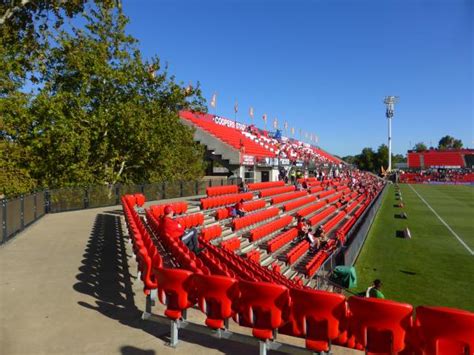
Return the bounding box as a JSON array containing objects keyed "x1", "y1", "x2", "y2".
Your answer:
[
  {"x1": 179, "y1": 110, "x2": 342, "y2": 182},
  {"x1": 2, "y1": 1, "x2": 473, "y2": 354},
  {"x1": 407, "y1": 149, "x2": 474, "y2": 169}
]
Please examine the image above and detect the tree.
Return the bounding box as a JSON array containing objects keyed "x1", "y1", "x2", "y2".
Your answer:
[
  {"x1": 1, "y1": 3, "x2": 207, "y2": 196},
  {"x1": 342, "y1": 155, "x2": 356, "y2": 165},
  {"x1": 375, "y1": 144, "x2": 389, "y2": 172},
  {"x1": 354, "y1": 147, "x2": 376, "y2": 172},
  {"x1": 438, "y1": 135, "x2": 463, "y2": 150},
  {"x1": 413, "y1": 142, "x2": 427, "y2": 152}
]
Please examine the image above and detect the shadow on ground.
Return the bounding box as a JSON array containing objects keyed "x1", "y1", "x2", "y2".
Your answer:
[{"x1": 73, "y1": 212, "x2": 261, "y2": 355}]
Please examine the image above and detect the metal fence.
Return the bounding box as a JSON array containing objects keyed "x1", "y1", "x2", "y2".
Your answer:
[{"x1": 1, "y1": 177, "x2": 240, "y2": 245}]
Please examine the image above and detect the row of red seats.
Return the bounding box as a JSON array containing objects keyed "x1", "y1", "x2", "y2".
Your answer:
[
  {"x1": 297, "y1": 177, "x2": 318, "y2": 183},
  {"x1": 296, "y1": 200, "x2": 326, "y2": 217},
  {"x1": 247, "y1": 180, "x2": 285, "y2": 191},
  {"x1": 345, "y1": 196, "x2": 365, "y2": 214},
  {"x1": 309, "y1": 186, "x2": 324, "y2": 194},
  {"x1": 336, "y1": 216, "x2": 357, "y2": 243},
  {"x1": 285, "y1": 240, "x2": 310, "y2": 265},
  {"x1": 200, "y1": 192, "x2": 253, "y2": 209},
  {"x1": 322, "y1": 211, "x2": 346, "y2": 232},
  {"x1": 282, "y1": 195, "x2": 316, "y2": 212},
  {"x1": 325, "y1": 192, "x2": 343, "y2": 204},
  {"x1": 200, "y1": 224, "x2": 222, "y2": 242},
  {"x1": 259, "y1": 185, "x2": 295, "y2": 198},
  {"x1": 150, "y1": 201, "x2": 188, "y2": 218},
  {"x1": 309, "y1": 205, "x2": 337, "y2": 226},
  {"x1": 214, "y1": 199, "x2": 266, "y2": 220},
  {"x1": 175, "y1": 213, "x2": 204, "y2": 229},
  {"x1": 122, "y1": 196, "x2": 162, "y2": 295},
  {"x1": 181, "y1": 111, "x2": 275, "y2": 158},
  {"x1": 206, "y1": 185, "x2": 238, "y2": 197},
  {"x1": 152, "y1": 267, "x2": 474, "y2": 354},
  {"x1": 316, "y1": 189, "x2": 337, "y2": 199},
  {"x1": 232, "y1": 207, "x2": 279, "y2": 230},
  {"x1": 201, "y1": 239, "x2": 298, "y2": 289},
  {"x1": 271, "y1": 190, "x2": 307, "y2": 204},
  {"x1": 266, "y1": 228, "x2": 299, "y2": 252},
  {"x1": 304, "y1": 250, "x2": 328, "y2": 277},
  {"x1": 249, "y1": 215, "x2": 293, "y2": 242},
  {"x1": 220, "y1": 237, "x2": 240, "y2": 251}
]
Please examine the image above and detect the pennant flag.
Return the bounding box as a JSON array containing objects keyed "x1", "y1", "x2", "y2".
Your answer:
[
  {"x1": 210, "y1": 93, "x2": 217, "y2": 108},
  {"x1": 273, "y1": 117, "x2": 278, "y2": 129},
  {"x1": 299, "y1": 128, "x2": 302, "y2": 137},
  {"x1": 234, "y1": 100, "x2": 238, "y2": 113},
  {"x1": 262, "y1": 113, "x2": 267, "y2": 124},
  {"x1": 291, "y1": 127, "x2": 295, "y2": 135},
  {"x1": 284, "y1": 121, "x2": 288, "y2": 131},
  {"x1": 315, "y1": 135, "x2": 319, "y2": 144},
  {"x1": 249, "y1": 107, "x2": 254, "y2": 119}
]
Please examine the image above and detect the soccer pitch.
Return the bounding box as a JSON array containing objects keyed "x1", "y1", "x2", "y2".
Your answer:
[{"x1": 353, "y1": 183, "x2": 474, "y2": 311}]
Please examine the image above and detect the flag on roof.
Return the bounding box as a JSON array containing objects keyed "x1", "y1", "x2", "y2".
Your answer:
[
  {"x1": 273, "y1": 117, "x2": 278, "y2": 129},
  {"x1": 263, "y1": 113, "x2": 267, "y2": 124},
  {"x1": 234, "y1": 101, "x2": 238, "y2": 113},
  {"x1": 291, "y1": 127, "x2": 295, "y2": 135},
  {"x1": 249, "y1": 107, "x2": 254, "y2": 119},
  {"x1": 284, "y1": 121, "x2": 288, "y2": 131},
  {"x1": 210, "y1": 93, "x2": 217, "y2": 108}
]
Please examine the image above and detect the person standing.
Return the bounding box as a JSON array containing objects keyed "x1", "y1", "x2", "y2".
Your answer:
[{"x1": 366, "y1": 279, "x2": 385, "y2": 299}]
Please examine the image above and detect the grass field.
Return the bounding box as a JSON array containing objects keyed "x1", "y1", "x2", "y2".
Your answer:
[{"x1": 353, "y1": 183, "x2": 474, "y2": 311}]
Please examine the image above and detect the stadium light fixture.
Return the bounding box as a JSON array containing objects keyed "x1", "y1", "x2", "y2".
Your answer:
[{"x1": 384, "y1": 96, "x2": 399, "y2": 172}]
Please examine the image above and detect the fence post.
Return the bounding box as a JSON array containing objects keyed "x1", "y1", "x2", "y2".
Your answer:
[
  {"x1": 221, "y1": 179, "x2": 224, "y2": 186},
  {"x1": 195, "y1": 181, "x2": 199, "y2": 195},
  {"x1": 84, "y1": 189, "x2": 89, "y2": 209},
  {"x1": 20, "y1": 195, "x2": 25, "y2": 229},
  {"x1": 179, "y1": 181, "x2": 184, "y2": 197},
  {"x1": 140, "y1": 185, "x2": 145, "y2": 194},
  {"x1": 1, "y1": 199, "x2": 7, "y2": 244},
  {"x1": 115, "y1": 186, "x2": 120, "y2": 205},
  {"x1": 33, "y1": 192, "x2": 38, "y2": 221},
  {"x1": 162, "y1": 182, "x2": 166, "y2": 199},
  {"x1": 45, "y1": 190, "x2": 50, "y2": 213},
  {"x1": 208, "y1": 179, "x2": 212, "y2": 187}
]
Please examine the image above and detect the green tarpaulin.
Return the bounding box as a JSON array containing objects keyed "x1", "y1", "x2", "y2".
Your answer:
[{"x1": 329, "y1": 266, "x2": 357, "y2": 289}]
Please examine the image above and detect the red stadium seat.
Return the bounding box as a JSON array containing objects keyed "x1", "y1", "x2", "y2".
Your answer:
[
  {"x1": 233, "y1": 280, "x2": 290, "y2": 341},
  {"x1": 153, "y1": 267, "x2": 195, "y2": 320},
  {"x1": 280, "y1": 288, "x2": 348, "y2": 352},
  {"x1": 192, "y1": 274, "x2": 238, "y2": 329},
  {"x1": 414, "y1": 306, "x2": 474, "y2": 355},
  {"x1": 348, "y1": 296, "x2": 413, "y2": 354}
]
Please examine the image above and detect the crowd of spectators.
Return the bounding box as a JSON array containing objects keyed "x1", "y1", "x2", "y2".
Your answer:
[{"x1": 399, "y1": 169, "x2": 474, "y2": 183}]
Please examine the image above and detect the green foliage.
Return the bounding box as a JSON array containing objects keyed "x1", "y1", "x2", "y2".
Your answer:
[
  {"x1": 1, "y1": 2, "x2": 206, "y2": 198},
  {"x1": 438, "y1": 135, "x2": 463, "y2": 150},
  {"x1": 351, "y1": 144, "x2": 405, "y2": 173},
  {"x1": 413, "y1": 142, "x2": 427, "y2": 152}
]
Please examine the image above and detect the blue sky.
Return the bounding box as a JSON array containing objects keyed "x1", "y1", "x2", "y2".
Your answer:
[{"x1": 123, "y1": 0, "x2": 472, "y2": 157}]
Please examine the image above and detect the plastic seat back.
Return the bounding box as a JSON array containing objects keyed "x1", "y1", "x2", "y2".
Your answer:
[
  {"x1": 153, "y1": 267, "x2": 195, "y2": 320},
  {"x1": 280, "y1": 288, "x2": 348, "y2": 352},
  {"x1": 348, "y1": 296, "x2": 413, "y2": 354},
  {"x1": 415, "y1": 306, "x2": 474, "y2": 355},
  {"x1": 233, "y1": 280, "x2": 290, "y2": 340},
  {"x1": 192, "y1": 274, "x2": 238, "y2": 329}
]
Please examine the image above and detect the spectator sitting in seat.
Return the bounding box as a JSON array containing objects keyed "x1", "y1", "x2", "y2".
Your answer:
[
  {"x1": 302, "y1": 180, "x2": 308, "y2": 190},
  {"x1": 295, "y1": 181, "x2": 304, "y2": 191},
  {"x1": 297, "y1": 216, "x2": 316, "y2": 244},
  {"x1": 234, "y1": 199, "x2": 246, "y2": 217},
  {"x1": 313, "y1": 225, "x2": 329, "y2": 249},
  {"x1": 239, "y1": 181, "x2": 249, "y2": 193},
  {"x1": 365, "y1": 279, "x2": 385, "y2": 299},
  {"x1": 160, "y1": 206, "x2": 203, "y2": 254}
]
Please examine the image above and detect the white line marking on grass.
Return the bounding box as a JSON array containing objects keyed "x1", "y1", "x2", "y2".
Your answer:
[{"x1": 408, "y1": 184, "x2": 474, "y2": 256}]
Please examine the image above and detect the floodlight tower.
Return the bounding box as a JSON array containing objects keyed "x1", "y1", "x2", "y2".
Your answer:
[{"x1": 384, "y1": 96, "x2": 399, "y2": 172}]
